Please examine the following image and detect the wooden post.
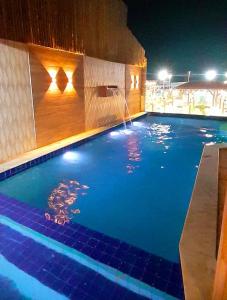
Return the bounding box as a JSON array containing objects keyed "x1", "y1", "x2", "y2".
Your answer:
[{"x1": 213, "y1": 193, "x2": 227, "y2": 299}]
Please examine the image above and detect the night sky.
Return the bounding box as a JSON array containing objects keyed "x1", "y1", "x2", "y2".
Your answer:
[{"x1": 124, "y1": 0, "x2": 227, "y2": 80}]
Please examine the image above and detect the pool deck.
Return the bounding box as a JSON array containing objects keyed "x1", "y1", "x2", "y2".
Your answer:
[
  {"x1": 180, "y1": 143, "x2": 227, "y2": 300},
  {"x1": 0, "y1": 112, "x2": 146, "y2": 174}
]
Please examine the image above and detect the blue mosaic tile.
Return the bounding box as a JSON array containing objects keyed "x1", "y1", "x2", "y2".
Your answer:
[
  {"x1": 0, "y1": 222, "x2": 147, "y2": 300},
  {"x1": 0, "y1": 193, "x2": 184, "y2": 299}
]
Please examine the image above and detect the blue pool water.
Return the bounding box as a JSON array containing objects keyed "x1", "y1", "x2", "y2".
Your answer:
[{"x1": 1, "y1": 115, "x2": 227, "y2": 264}]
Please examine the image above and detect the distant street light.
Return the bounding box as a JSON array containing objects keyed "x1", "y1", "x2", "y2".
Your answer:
[
  {"x1": 168, "y1": 73, "x2": 172, "y2": 89},
  {"x1": 187, "y1": 71, "x2": 191, "y2": 82},
  {"x1": 205, "y1": 70, "x2": 217, "y2": 81},
  {"x1": 225, "y1": 72, "x2": 227, "y2": 78},
  {"x1": 158, "y1": 69, "x2": 169, "y2": 81}
]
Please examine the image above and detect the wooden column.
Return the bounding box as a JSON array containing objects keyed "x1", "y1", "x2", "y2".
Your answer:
[{"x1": 213, "y1": 192, "x2": 227, "y2": 299}]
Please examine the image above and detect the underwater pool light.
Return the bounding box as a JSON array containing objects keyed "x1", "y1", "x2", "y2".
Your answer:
[
  {"x1": 133, "y1": 121, "x2": 144, "y2": 127},
  {"x1": 109, "y1": 131, "x2": 120, "y2": 137},
  {"x1": 121, "y1": 129, "x2": 133, "y2": 135},
  {"x1": 63, "y1": 151, "x2": 79, "y2": 161},
  {"x1": 205, "y1": 133, "x2": 213, "y2": 138}
]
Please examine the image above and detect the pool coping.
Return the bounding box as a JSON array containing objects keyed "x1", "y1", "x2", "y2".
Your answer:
[
  {"x1": 0, "y1": 112, "x2": 146, "y2": 181},
  {"x1": 179, "y1": 143, "x2": 227, "y2": 300},
  {"x1": 148, "y1": 111, "x2": 227, "y2": 121}
]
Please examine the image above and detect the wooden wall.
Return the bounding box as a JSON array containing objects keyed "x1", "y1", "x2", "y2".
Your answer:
[
  {"x1": 29, "y1": 44, "x2": 85, "y2": 147},
  {"x1": 0, "y1": 38, "x2": 145, "y2": 161},
  {"x1": 125, "y1": 65, "x2": 144, "y2": 116},
  {"x1": 212, "y1": 148, "x2": 227, "y2": 299},
  {"x1": 213, "y1": 149, "x2": 227, "y2": 299},
  {"x1": 28, "y1": 45, "x2": 145, "y2": 146},
  {"x1": 0, "y1": 0, "x2": 146, "y2": 66},
  {"x1": 84, "y1": 56, "x2": 126, "y2": 130}
]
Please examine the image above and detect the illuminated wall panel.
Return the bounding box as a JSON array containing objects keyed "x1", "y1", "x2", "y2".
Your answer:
[
  {"x1": 84, "y1": 56, "x2": 126, "y2": 130},
  {"x1": 28, "y1": 44, "x2": 85, "y2": 147}
]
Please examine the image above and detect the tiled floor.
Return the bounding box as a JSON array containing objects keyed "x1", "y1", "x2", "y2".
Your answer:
[{"x1": 0, "y1": 193, "x2": 184, "y2": 299}]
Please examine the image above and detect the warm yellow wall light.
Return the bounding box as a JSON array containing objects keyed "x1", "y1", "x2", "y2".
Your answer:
[
  {"x1": 65, "y1": 70, "x2": 74, "y2": 93},
  {"x1": 130, "y1": 75, "x2": 134, "y2": 89},
  {"x1": 135, "y1": 75, "x2": 139, "y2": 89},
  {"x1": 47, "y1": 67, "x2": 59, "y2": 93}
]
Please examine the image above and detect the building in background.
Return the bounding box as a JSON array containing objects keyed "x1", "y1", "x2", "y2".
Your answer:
[
  {"x1": 0, "y1": 0, "x2": 147, "y2": 162},
  {"x1": 146, "y1": 80, "x2": 227, "y2": 116}
]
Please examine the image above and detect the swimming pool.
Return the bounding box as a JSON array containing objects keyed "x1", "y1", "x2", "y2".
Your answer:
[{"x1": 1, "y1": 114, "x2": 227, "y2": 266}]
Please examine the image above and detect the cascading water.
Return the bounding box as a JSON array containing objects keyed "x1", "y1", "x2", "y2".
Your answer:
[
  {"x1": 112, "y1": 88, "x2": 133, "y2": 128},
  {"x1": 85, "y1": 85, "x2": 134, "y2": 131}
]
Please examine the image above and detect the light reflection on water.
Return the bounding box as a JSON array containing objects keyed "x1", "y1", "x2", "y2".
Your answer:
[
  {"x1": 126, "y1": 133, "x2": 141, "y2": 174},
  {"x1": 45, "y1": 180, "x2": 89, "y2": 225},
  {"x1": 45, "y1": 121, "x2": 227, "y2": 225},
  {"x1": 125, "y1": 123, "x2": 174, "y2": 175}
]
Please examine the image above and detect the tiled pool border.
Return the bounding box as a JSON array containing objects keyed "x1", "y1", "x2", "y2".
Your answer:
[
  {"x1": 148, "y1": 111, "x2": 227, "y2": 121},
  {"x1": 0, "y1": 193, "x2": 184, "y2": 299},
  {"x1": 0, "y1": 113, "x2": 146, "y2": 181}
]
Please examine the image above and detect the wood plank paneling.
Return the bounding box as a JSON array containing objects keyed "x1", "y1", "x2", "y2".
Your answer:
[
  {"x1": 125, "y1": 65, "x2": 144, "y2": 116},
  {"x1": 0, "y1": 0, "x2": 146, "y2": 66},
  {"x1": 213, "y1": 191, "x2": 227, "y2": 299},
  {"x1": 213, "y1": 148, "x2": 227, "y2": 299},
  {"x1": 29, "y1": 44, "x2": 85, "y2": 147},
  {"x1": 84, "y1": 56, "x2": 126, "y2": 130},
  {"x1": 218, "y1": 149, "x2": 227, "y2": 245}
]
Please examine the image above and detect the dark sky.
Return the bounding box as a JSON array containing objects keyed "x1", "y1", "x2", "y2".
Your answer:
[{"x1": 124, "y1": 0, "x2": 227, "y2": 78}]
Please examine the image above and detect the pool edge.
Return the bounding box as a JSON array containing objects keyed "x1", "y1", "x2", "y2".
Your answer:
[
  {"x1": 0, "y1": 112, "x2": 146, "y2": 181},
  {"x1": 179, "y1": 143, "x2": 227, "y2": 300},
  {"x1": 148, "y1": 112, "x2": 227, "y2": 121}
]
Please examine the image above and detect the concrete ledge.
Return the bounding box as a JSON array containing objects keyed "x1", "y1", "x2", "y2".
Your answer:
[
  {"x1": 180, "y1": 144, "x2": 221, "y2": 300},
  {"x1": 0, "y1": 112, "x2": 146, "y2": 173}
]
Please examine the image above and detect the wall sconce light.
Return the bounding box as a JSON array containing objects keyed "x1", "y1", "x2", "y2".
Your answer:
[
  {"x1": 131, "y1": 75, "x2": 134, "y2": 89},
  {"x1": 65, "y1": 70, "x2": 74, "y2": 93},
  {"x1": 135, "y1": 75, "x2": 139, "y2": 89},
  {"x1": 48, "y1": 67, "x2": 59, "y2": 93}
]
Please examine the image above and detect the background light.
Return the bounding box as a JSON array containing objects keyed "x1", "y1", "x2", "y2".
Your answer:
[
  {"x1": 158, "y1": 69, "x2": 169, "y2": 81},
  {"x1": 205, "y1": 70, "x2": 217, "y2": 81},
  {"x1": 225, "y1": 72, "x2": 227, "y2": 78}
]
